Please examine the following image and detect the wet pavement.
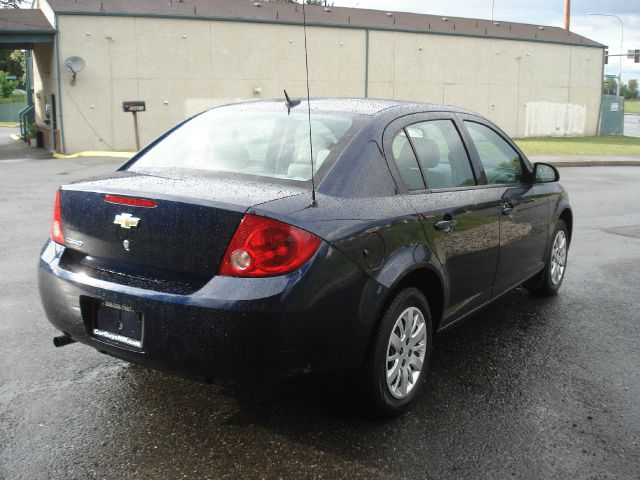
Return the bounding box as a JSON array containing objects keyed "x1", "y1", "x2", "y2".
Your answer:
[
  {"x1": 0, "y1": 127, "x2": 51, "y2": 162},
  {"x1": 1, "y1": 139, "x2": 639, "y2": 478}
]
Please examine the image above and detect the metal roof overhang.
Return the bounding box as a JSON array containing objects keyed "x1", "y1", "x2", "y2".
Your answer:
[
  {"x1": 0, "y1": 9, "x2": 55, "y2": 49},
  {"x1": 0, "y1": 30, "x2": 54, "y2": 49}
]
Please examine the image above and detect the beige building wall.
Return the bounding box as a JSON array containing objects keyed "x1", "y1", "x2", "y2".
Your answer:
[
  {"x1": 368, "y1": 31, "x2": 602, "y2": 138},
  {"x1": 55, "y1": 15, "x2": 367, "y2": 152},
  {"x1": 47, "y1": 11, "x2": 602, "y2": 153}
]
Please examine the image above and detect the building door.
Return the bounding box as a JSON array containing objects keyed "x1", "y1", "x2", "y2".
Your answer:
[{"x1": 600, "y1": 94, "x2": 624, "y2": 136}]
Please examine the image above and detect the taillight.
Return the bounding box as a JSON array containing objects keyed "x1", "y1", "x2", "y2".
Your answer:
[
  {"x1": 51, "y1": 190, "x2": 65, "y2": 245},
  {"x1": 219, "y1": 214, "x2": 321, "y2": 277}
]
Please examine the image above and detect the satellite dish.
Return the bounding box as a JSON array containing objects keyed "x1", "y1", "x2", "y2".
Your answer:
[{"x1": 64, "y1": 56, "x2": 85, "y2": 85}]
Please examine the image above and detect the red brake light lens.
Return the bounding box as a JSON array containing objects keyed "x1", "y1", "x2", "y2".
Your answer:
[
  {"x1": 104, "y1": 195, "x2": 158, "y2": 208},
  {"x1": 219, "y1": 214, "x2": 322, "y2": 277},
  {"x1": 51, "y1": 190, "x2": 65, "y2": 245}
]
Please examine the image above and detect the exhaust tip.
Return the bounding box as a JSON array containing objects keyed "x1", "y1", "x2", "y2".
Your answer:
[{"x1": 53, "y1": 334, "x2": 76, "y2": 348}]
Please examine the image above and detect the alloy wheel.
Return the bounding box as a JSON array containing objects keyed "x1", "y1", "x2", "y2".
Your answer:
[
  {"x1": 550, "y1": 230, "x2": 567, "y2": 286},
  {"x1": 386, "y1": 307, "x2": 427, "y2": 399}
]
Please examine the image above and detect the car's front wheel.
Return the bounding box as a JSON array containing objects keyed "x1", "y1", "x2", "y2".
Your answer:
[
  {"x1": 525, "y1": 219, "x2": 569, "y2": 296},
  {"x1": 359, "y1": 287, "x2": 433, "y2": 417}
]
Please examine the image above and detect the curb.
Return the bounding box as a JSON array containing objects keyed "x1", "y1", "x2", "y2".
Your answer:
[
  {"x1": 531, "y1": 154, "x2": 640, "y2": 168},
  {"x1": 548, "y1": 160, "x2": 640, "y2": 167},
  {"x1": 547, "y1": 160, "x2": 640, "y2": 168},
  {"x1": 53, "y1": 151, "x2": 135, "y2": 159}
]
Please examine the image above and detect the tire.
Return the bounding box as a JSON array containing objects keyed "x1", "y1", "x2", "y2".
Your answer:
[
  {"x1": 525, "y1": 219, "x2": 569, "y2": 296},
  {"x1": 358, "y1": 287, "x2": 433, "y2": 417}
]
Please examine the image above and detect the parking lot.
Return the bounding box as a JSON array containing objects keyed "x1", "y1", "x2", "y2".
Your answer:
[{"x1": 1, "y1": 132, "x2": 639, "y2": 479}]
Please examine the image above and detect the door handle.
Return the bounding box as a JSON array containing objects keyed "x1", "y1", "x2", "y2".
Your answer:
[{"x1": 434, "y1": 219, "x2": 457, "y2": 233}]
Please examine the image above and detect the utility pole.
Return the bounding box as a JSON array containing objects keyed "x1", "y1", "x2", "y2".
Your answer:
[
  {"x1": 589, "y1": 13, "x2": 624, "y2": 97},
  {"x1": 563, "y1": 0, "x2": 570, "y2": 30}
]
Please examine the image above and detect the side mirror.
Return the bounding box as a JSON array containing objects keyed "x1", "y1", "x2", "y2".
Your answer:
[{"x1": 534, "y1": 162, "x2": 559, "y2": 183}]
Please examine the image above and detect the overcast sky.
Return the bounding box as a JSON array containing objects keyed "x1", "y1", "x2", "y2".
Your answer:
[{"x1": 332, "y1": 0, "x2": 640, "y2": 82}]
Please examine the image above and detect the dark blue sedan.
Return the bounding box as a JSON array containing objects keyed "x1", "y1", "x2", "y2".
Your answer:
[{"x1": 39, "y1": 99, "x2": 571, "y2": 415}]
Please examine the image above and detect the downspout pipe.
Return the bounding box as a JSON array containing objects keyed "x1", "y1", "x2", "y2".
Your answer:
[
  {"x1": 364, "y1": 29, "x2": 369, "y2": 98},
  {"x1": 54, "y1": 13, "x2": 66, "y2": 153},
  {"x1": 25, "y1": 50, "x2": 33, "y2": 111}
]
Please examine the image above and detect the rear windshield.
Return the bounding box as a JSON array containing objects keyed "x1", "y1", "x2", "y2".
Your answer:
[{"x1": 127, "y1": 106, "x2": 364, "y2": 184}]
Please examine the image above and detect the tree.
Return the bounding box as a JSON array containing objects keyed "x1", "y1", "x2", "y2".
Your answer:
[
  {"x1": 0, "y1": 0, "x2": 25, "y2": 8},
  {"x1": 603, "y1": 78, "x2": 617, "y2": 95},
  {"x1": 620, "y1": 81, "x2": 629, "y2": 99},
  {"x1": 617, "y1": 80, "x2": 640, "y2": 100},
  {"x1": 627, "y1": 79, "x2": 638, "y2": 100},
  {"x1": 0, "y1": 71, "x2": 18, "y2": 97},
  {"x1": 9, "y1": 50, "x2": 24, "y2": 86},
  {"x1": 0, "y1": 50, "x2": 24, "y2": 88}
]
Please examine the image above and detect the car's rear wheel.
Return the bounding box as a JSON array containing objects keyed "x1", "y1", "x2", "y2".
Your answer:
[
  {"x1": 525, "y1": 219, "x2": 569, "y2": 296},
  {"x1": 359, "y1": 287, "x2": 432, "y2": 417}
]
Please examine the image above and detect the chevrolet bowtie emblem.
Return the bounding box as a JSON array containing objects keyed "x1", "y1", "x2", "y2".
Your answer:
[{"x1": 114, "y1": 213, "x2": 140, "y2": 229}]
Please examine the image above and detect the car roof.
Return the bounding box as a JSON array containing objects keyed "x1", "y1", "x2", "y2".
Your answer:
[{"x1": 216, "y1": 98, "x2": 478, "y2": 117}]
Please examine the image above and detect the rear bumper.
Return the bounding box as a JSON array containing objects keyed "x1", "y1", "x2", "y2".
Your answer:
[{"x1": 38, "y1": 240, "x2": 386, "y2": 380}]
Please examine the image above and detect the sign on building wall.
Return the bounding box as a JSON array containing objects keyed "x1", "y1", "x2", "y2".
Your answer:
[
  {"x1": 122, "y1": 101, "x2": 146, "y2": 150},
  {"x1": 122, "y1": 101, "x2": 146, "y2": 113}
]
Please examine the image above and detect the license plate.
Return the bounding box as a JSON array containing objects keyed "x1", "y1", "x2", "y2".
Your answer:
[{"x1": 92, "y1": 300, "x2": 143, "y2": 348}]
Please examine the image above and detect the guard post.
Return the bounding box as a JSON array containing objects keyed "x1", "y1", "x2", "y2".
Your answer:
[{"x1": 122, "y1": 101, "x2": 146, "y2": 151}]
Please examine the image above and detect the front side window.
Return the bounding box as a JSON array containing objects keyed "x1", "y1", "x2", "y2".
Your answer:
[
  {"x1": 405, "y1": 120, "x2": 476, "y2": 189},
  {"x1": 128, "y1": 107, "x2": 361, "y2": 184},
  {"x1": 464, "y1": 121, "x2": 523, "y2": 185}
]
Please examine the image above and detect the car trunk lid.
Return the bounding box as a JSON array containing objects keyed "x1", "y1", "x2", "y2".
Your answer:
[{"x1": 58, "y1": 171, "x2": 306, "y2": 289}]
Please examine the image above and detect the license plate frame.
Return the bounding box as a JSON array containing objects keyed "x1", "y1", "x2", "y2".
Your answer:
[{"x1": 91, "y1": 300, "x2": 144, "y2": 349}]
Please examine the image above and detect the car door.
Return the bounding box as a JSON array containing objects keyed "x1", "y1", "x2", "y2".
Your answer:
[
  {"x1": 384, "y1": 113, "x2": 501, "y2": 325},
  {"x1": 460, "y1": 117, "x2": 549, "y2": 294}
]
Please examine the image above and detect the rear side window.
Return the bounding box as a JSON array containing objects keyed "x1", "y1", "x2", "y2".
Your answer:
[
  {"x1": 464, "y1": 121, "x2": 523, "y2": 184},
  {"x1": 405, "y1": 120, "x2": 476, "y2": 189},
  {"x1": 392, "y1": 130, "x2": 426, "y2": 190},
  {"x1": 128, "y1": 107, "x2": 361, "y2": 184}
]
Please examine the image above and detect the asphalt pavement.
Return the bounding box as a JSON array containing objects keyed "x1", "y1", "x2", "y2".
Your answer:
[{"x1": 1, "y1": 131, "x2": 639, "y2": 479}]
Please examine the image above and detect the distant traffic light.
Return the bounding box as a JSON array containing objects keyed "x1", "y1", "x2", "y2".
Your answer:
[
  {"x1": 635, "y1": 49, "x2": 640, "y2": 63},
  {"x1": 605, "y1": 49, "x2": 608, "y2": 64}
]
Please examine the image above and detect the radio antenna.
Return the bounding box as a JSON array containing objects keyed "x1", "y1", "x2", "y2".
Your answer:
[{"x1": 301, "y1": 1, "x2": 317, "y2": 207}]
